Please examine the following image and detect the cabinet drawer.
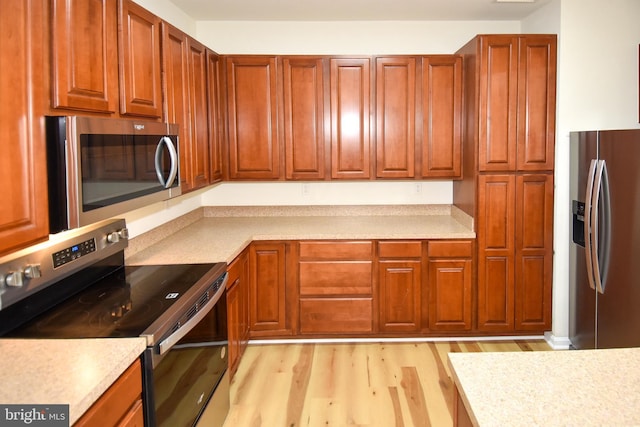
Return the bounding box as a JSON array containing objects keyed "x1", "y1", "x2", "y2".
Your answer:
[
  {"x1": 299, "y1": 241, "x2": 373, "y2": 260},
  {"x1": 299, "y1": 297, "x2": 372, "y2": 334},
  {"x1": 378, "y1": 241, "x2": 422, "y2": 258},
  {"x1": 299, "y1": 261, "x2": 372, "y2": 295},
  {"x1": 428, "y1": 240, "x2": 473, "y2": 258}
]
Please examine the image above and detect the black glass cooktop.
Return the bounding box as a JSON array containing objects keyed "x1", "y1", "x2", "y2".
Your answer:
[{"x1": 5, "y1": 261, "x2": 220, "y2": 340}]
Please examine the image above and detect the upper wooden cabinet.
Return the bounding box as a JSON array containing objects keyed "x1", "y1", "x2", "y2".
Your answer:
[
  {"x1": 186, "y1": 38, "x2": 211, "y2": 189},
  {"x1": 207, "y1": 50, "x2": 223, "y2": 183},
  {"x1": 117, "y1": 0, "x2": 163, "y2": 118},
  {"x1": 162, "y1": 23, "x2": 191, "y2": 190},
  {"x1": 330, "y1": 58, "x2": 372, "y2": 179},
  {"x1": 281, "y1": 57, "x2": 327, "y2": 180},
  {"x1": 51, "y1": 0, "x2": 118, "y2": 113},
  {"x1": 464, "y1": 35, "x2": 556, "y2": 172},
  {"x1": 421, "y1": 55, "x2": 462, "y2": 178},
  {"x1": 226, "y1": 56, "x2": 281, "y2": 180},
  {"x1": 375, "y1": 57, "x2": 416, "y2": 179},
  {"x1": 1, "y1": 0, "x2": 49, "y2": 256}
]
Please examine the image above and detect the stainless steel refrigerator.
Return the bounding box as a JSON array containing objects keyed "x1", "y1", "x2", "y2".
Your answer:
[{"x1": 569, "y1": 129, "x2": 640, "y2": 349}]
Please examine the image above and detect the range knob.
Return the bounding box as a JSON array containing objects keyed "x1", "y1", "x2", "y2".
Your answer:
[
  {"x1": 2, "y1": 271, "x2": 24, "y2": 288},
  {"x1": 24, "y1": 264, "x2": 42, "y2": 279},
  {"x1": 106, "y1": 228, "x2": 129, "y2": 243}
]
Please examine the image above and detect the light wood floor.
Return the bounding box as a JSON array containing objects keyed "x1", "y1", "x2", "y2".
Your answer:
[{"x1": 224, "y1": 339, "x2": 551, "y2": 427}]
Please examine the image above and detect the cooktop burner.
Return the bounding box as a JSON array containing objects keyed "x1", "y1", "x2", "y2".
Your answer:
[{"x1": 8, "y1": 263, "x2": 219, "y2": 339}]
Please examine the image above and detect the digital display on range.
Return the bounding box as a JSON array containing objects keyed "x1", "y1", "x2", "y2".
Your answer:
[{"x1": 52, "y1": 238, "x2": 96, "y2": 268}]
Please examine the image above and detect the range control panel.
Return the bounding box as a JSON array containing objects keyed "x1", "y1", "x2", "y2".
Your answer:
[
  {"x1": 0, "y1": 218, "x2": 128, "y2": 310},
  {"x1": 52, "y1": 238, "x2": 97, "y2": 268}
]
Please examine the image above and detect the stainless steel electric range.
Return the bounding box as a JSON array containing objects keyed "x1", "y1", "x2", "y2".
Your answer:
[{"x1": 0, "y1": 219, "x2": 229, "y2": 427}]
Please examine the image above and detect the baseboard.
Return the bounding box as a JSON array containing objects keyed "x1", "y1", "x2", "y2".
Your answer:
[
  {"x1": 544, "y1": 331, "x2": 572, "y2": 350},
  {"x1": 249, "y1": 335, "x2": 546, "y2": 346}
]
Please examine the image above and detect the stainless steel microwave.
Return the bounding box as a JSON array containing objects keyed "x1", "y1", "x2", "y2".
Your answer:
[{"x1": 46, "y1": 116, "x2": 181, "y2": 234}]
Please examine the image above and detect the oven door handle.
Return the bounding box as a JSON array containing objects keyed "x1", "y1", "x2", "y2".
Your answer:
[{"x1": 158, "y1": 273, "x2": 228, "y2": 356}]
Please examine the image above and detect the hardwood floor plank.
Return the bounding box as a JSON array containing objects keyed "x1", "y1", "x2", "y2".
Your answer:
[{"x1": 225, "y1": 340, "x2": 550, "y2": 427}]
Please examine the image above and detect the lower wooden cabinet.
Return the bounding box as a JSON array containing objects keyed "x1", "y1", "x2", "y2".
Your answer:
[
  {"x1": 249, "y1": 242, "x2": 289, "y2": 337},
  {"x1": 477, "y1": 173, "x2": 553, "y2": 332},
  {"x1": 298, "y1": 241, "x2": 374, "y2": 334},
  {"x1": 226, "y1": 247, "x2": 249, "y2": 378},
  {"x1": 427, "y1": 241, "x2": 473, "y2": 331},
  {"x1": 75, "y1": 359, "x2": 143, "y2": 427},
  {"x1": 378, "y1": 241, "x2": 422, "y2": 333}
]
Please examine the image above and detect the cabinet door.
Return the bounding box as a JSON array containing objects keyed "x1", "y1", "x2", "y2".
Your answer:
[
  {"x1": 186, "y1": 38, "x2": 211, "y2": 190},
  {"x1": 516, "y1": 36, "x2": 557, "y2": 172},
  {"x1": 515, "y1": 174, "x2": 553, "y2": 331},
  {"x1": 477, "y1": 174, "x2": 515, "y2": 331},
  {"x1": 117, "y1": 0, "x2": 162, "y2": 118},
  {"x1": 161, "y1": 23, "x2": 191, "y2": 190},
  {"x1": 0, "y1": 0, "x2": 49, "y2": 256},
  {"x1": 421, "y1": 55, "x2": 462, "y2": 178},
  {"x1": 330, "y1": 58, "x2": 371, "y2": 179},
  {"x1": 249, "y1": 242, "x2": 287, "y2": 335},
  {"x1": 282, "y1": 57, "x2": 327, "y2": 180},
  {"x1": 477, "y1": 36, "x2": 518, "y2": 172},
  {"x1": 428, "y1": 259, "x2": 472, "y2": 331},
  {"x1": 207, "y1": 50, "x2": 223, "y2": 183},
  {"x1": 427, "y1": 241, "x2": 473, "y2": 331},
  {"x1": 379, "y1": 260, "x2": 421, "y2": 332},
  {"x1": 226, "y1": 278, "x2": 241, "y2": 377},
  {"x1": 375, "y1": 57, "x2": 416, "y2": 178},
  {"x1": 51, "y1": 0, "x2": 118, "y2": 113},
  {"x1": 226, "y1": 56, "x2": 280, "y2": 179}
]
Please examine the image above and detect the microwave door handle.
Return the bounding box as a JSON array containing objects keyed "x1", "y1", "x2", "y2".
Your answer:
[{"x1": 154, "y1": 136, "x2": 179, "y2": 188}]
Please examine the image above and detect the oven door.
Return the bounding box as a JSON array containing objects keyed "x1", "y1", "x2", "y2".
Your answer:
[{"x1": 143, "y1": 287, "x2": 229, "y2": 427}]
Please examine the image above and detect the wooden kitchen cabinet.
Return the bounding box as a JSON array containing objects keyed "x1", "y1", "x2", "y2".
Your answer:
[
  {"x1": 186, "y1": 37, "x2": 211, "y2": 189},
  {"x1": 51, "y1": 0, "x2": 118, "y2": 113},
  {"x1": 454, "y1": 34, "x2": 556, "y2": 334},
  {"x1": 515, "y1": 173, "x2": 554, "y2": 331},
  {"x1": 476, "y1": 174, "x2": 516, "y2": 331},
  {"x1": 298, "y1": 241, "x2": 374, "y2": 334},
  {"x1": 330, "y1": 58, "x2": 372, "y2": 179},
  {"x1": 117, "y1": 0, "x2": 163, "y2": 118},
  {"x1": 427, "y1": 240, "x2": 473, "y2": 331},
  {"x1": 375, "y1": 57, "x2": 416, "y2": 178},
  {"x1": 226, "y1": 56, "x2": 281, "y2": 180},
  {"x1": 75, "y1": 359, "x2": 144, "y2": 427},
  {"x1": 421, "y1": 55, "x2": 462, "y2": 178},
  {"x1": 378, "y1": 241, "x2": 422, "y2": 332},
  {"x1": 0, "y1": 0, "x2": 49, "y2": 256},
  {"x1": 207, "y1": 50, "x2": 223, "y2": 184},
  {"x1": 463, "y1": 35, "x2": 556, "y2": 173},
  {"x1": 281, "y1": 56, "x2": 327, "y2": 180},
  {"x1": 226, "y1": 248, "x2": 249, "y2": 378},
  {"x1": 162, "y1": 22, "x2": 191, "y2": 189},
  {"x1": 162, "y1": 23, "x2": 212, "y2": 193},
  {"x1": 249, "y1": 242, "x2": 289, "y2": 336}
]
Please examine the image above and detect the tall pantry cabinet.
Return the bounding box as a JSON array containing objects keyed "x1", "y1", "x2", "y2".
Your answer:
[{"x1": 454, "y1": 35, "x2": 556, "y2": 333}]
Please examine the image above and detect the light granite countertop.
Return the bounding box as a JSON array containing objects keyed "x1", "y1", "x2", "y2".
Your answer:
[
  {"x1": 448, "y1": 348, "x2": 640, "y2": 426},
  {"x1": 126, "y1": 205, "x2": 475, "y2": 265},
  {"x1": 0, "y1": 338, "x2": 147, "y2": 425}
]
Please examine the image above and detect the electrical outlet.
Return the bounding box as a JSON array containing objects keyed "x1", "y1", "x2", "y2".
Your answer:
[
  {"x1": 415, "y1": 183, "x2": 422, "y2": 194},
  {"x1": 301, "y1": 183, "x2": 311, "y2": 197}
]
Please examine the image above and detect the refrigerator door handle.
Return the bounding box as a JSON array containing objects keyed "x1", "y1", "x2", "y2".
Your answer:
[
  {"x1": 595, "y1": 160, "x2": 612, "y2": 294},
  {"x1": 591, "y1": 159, "x2": 611, "y2": 294},
  {"x1": 584, "y1": 159, "x2": 598, "y2": 291}
]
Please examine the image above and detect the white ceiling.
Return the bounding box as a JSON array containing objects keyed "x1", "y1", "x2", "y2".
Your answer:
[{"x1": 168, "y1": 0, "x2": 553, "y2": 21}]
